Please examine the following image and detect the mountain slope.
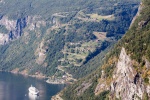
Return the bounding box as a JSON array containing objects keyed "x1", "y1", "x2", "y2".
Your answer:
[
  {"x1": 60, "y1": 0, "x2": 150, "y2": 99},
  {"x1": 0, "y1": 0, "x2": 139, "y2": 82}
]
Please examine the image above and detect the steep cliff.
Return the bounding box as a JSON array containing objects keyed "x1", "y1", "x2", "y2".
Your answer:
[
  {"x1": 60, "y1": 0, "x2": 150, "y2": 99},
  {"x1": 0, "y1": 16, "x2": 26, "y2": 39},
  {"x1": 0, "y1": 16, "x2": 46, "y2": 45},
  {"x1": 110, "y1": 48, "x2": 145, "y2": 99}
]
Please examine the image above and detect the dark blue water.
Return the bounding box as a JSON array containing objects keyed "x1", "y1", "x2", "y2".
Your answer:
[{"x1": 0, "y1": 72, "x2": 65, "y2": 100}]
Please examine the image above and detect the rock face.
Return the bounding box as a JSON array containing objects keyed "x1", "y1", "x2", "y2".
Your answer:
[
  {"x1": 0, "y1": 33, "x2": 9, "y2": 45},
  {"x1": 94, "y1": 70, "x2": 109, "y2": 95},
  {"x1": 94, "y1": 80, "x2": 109, "y2": 95},
  {"x1": 0, "y1": 16, "x2": 26, "y2": 39},
  {"x1": 0, "y1": 16, "x2": 46, "y2": 45},
  {"x1": 110, "y1": 48, "x2": 145, "y2": 100},
  {"x1": 35, "y1": 41, "x2": 47, "y2": 65},
  {"x1": 26, "y1": 16, "x2": 46, "y2": 31},
  {"x1": 0, "y1": 16, "x2": 17, "y2": 31}
]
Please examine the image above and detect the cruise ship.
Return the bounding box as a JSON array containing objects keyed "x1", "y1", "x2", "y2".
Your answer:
[{"x1": 28, "y1": 85, "x2": 39, "y2": 95}]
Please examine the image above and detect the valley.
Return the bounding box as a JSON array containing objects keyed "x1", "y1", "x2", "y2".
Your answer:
[
  {"x1": 0, "y1": 0, "x2": 140, "y2": 86},
  {"x1": 60, "y1": 0, "x2": 150, "y2": 100},
  {"x1": 2, "y1": 0, "x2": 150, "y2": 100}
]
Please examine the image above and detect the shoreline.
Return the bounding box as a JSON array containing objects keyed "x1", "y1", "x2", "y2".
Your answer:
[
  {"x1": 51, "y1": 93, "x2": 63, "y2": 100},
  {"x1": 46, "y1": 78, "x2": 66, "y2": 85},
  {"x1": 0, "y1": 70, "x2": 69, "y2": 85},
  {"x1": 10, "y1": 71, "x2": 47, "y2": 79}
]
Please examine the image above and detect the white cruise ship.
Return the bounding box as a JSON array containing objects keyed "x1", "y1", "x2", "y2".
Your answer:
[{"x1": 28, "y1": 85, "x2": 39, "y2": 95}]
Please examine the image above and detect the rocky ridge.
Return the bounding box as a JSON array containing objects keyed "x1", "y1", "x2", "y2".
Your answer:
[
  {"x1": 110, "y1": 48, "x2": 145, "y2": 100},
  {"x1": 94, "y1": 47, "x2": 149, "y2": 100}
]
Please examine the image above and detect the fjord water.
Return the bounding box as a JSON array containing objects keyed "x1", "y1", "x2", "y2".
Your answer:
[{"x1": 0, "y1": 72, "x2": 65, "y2": 100}]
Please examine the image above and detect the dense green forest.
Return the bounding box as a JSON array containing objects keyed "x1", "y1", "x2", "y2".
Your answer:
[{"x1": 0, "y1": 0, "x2": 140, "y2": 79}]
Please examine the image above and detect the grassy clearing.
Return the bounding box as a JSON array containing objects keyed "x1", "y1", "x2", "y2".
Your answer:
[
  {"x1": 93, "y1": 32, "x2": 107, "y2": 40},
  {"x1": 76, "y1": 11, "x2": 115, "y2": 22},
  {"x1": 60, "y1": 40, "x2": 99, "y2": 67},
  {"x1": 87, "y1": 14, "x2": 115, "y2": 21}
]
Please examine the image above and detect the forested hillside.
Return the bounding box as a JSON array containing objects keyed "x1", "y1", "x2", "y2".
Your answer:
[
  {"x1": 0, "y1": 0, "x2": 140, "y2": 83},
  {"x1": 60, "y1": 0, "x2": 150, "y2": 99}
]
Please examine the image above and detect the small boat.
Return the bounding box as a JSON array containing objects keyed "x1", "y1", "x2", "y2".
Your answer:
[
  {"x1": 29, "y1": 92, "x2": 39, "y2": 100},
  {"x1": 28, "y1": 85, "x2": 39, "y2": 95}
]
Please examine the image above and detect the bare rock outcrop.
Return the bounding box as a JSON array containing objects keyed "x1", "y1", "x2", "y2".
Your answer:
[
  {"x1": 26, "y1": 16, "x2": 46, "y2": 31},
  {"x1": 0, "y1": 16, "x2": 26, "y2": 39},
  {"x1": 130, "y1": 3, "x2": 143, "y2": 28},
  {"x1": 94, "y1": 70, "x2": 109, "y2": 95},
  {"x1": 35, "y1": 41, "x2": 48, "y2": 65},
  {"x1": 110, "y1": 48, "x2": 145, "y2": 100},
  {"x1": 0, "y1": 33, "x2": 9, "y2": 45},
  {"x1": 0, "y1": 16, "x2": 16, "y2": 31},
  {"x1": 0, "y1": 16, "x2": 46, "y2": 45}
]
